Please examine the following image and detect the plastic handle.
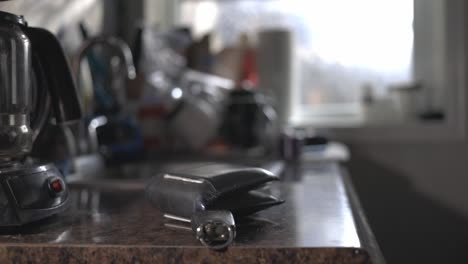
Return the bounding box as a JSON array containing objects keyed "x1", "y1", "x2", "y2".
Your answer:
[{"x1": 24, "y1": 27, "x2": 82, "y2": 126}]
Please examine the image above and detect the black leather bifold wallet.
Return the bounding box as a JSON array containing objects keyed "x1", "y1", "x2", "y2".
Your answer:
[{"x1": 145, "y1": 162, "x2": 284, "y2": 220}]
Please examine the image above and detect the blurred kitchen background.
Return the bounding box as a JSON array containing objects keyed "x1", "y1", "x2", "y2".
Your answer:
[{"x1": 1, "y1": 0, "x2": 468, "y2": 263}]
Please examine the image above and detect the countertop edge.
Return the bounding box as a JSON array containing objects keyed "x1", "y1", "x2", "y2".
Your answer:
[{"x1": 0, "y1": 245, "x2": 371, "y2": 264}]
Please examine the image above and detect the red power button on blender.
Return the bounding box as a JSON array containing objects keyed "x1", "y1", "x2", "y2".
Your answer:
[
  {"x1": 48, "y1": 178, "x2": 64, "y2": 196},
  {"x1": 51, "y1": 180, "x2": 63, "y2": 192}
]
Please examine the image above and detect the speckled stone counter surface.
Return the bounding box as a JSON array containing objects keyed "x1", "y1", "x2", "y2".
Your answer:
[{"x1": 0, "y1": 162, "x2": 384, "y2": 264}]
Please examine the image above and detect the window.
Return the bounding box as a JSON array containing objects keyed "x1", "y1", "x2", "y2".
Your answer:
[
  {"x1": 177, "y1": 0, "x2": 467, "y2": 140},
  {"x1": 180, "y1": 0, "x2": 418, "y2": 127}
]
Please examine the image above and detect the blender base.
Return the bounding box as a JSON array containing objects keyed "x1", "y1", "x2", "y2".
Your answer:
[{"x1": 0, "y1": 163, "x2": 69, "y2": 226}]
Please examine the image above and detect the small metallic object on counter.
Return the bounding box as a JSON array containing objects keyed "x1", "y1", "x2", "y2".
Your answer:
[
  {"x1": 146, "y1": 162, "x2": 283, "y2": 220},
  {"x1": 280, "y1": 128, "x2": 330, "y2": 161},
  {"x1": 279, "y1": 128, "x2": 305, "y2": 161},
  {"x1": 146, "y1": 162, "x2": 284, "y2": 249},
  {"x1": 191, "y1": 211, "x2": 236, "y2": 250}
]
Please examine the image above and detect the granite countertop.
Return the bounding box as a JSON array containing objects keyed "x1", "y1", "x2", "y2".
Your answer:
[{"x1": 0, "y1": 161, "x2": 384, "y2": 264}]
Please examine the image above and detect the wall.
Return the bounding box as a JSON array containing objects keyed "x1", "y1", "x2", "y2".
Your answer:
[
  {"x1": 144, "y1": 0, "x2": 180, "y2": 31},
  {"x1": 347, "y1": 141, "x2": 468, "y2": 264},
  {"x1": 0, "y1": 0, "x2": 102, "y2": 33},
  {"x1": 0, "y1": 0, "x2": 106, "y2": 54}
]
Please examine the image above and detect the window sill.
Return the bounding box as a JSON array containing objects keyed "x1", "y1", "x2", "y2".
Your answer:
[
  {"x1": 328, "y1": 122, "x2": 465, "y2": 143},
  {"x1": 292, "y1": 116, "x2": 465, "y2": 143}
]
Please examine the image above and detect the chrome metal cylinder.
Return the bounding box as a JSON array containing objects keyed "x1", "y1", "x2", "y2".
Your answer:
[{"x1": 0, "y1": 13, "x2": 32, "y2": 161}]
